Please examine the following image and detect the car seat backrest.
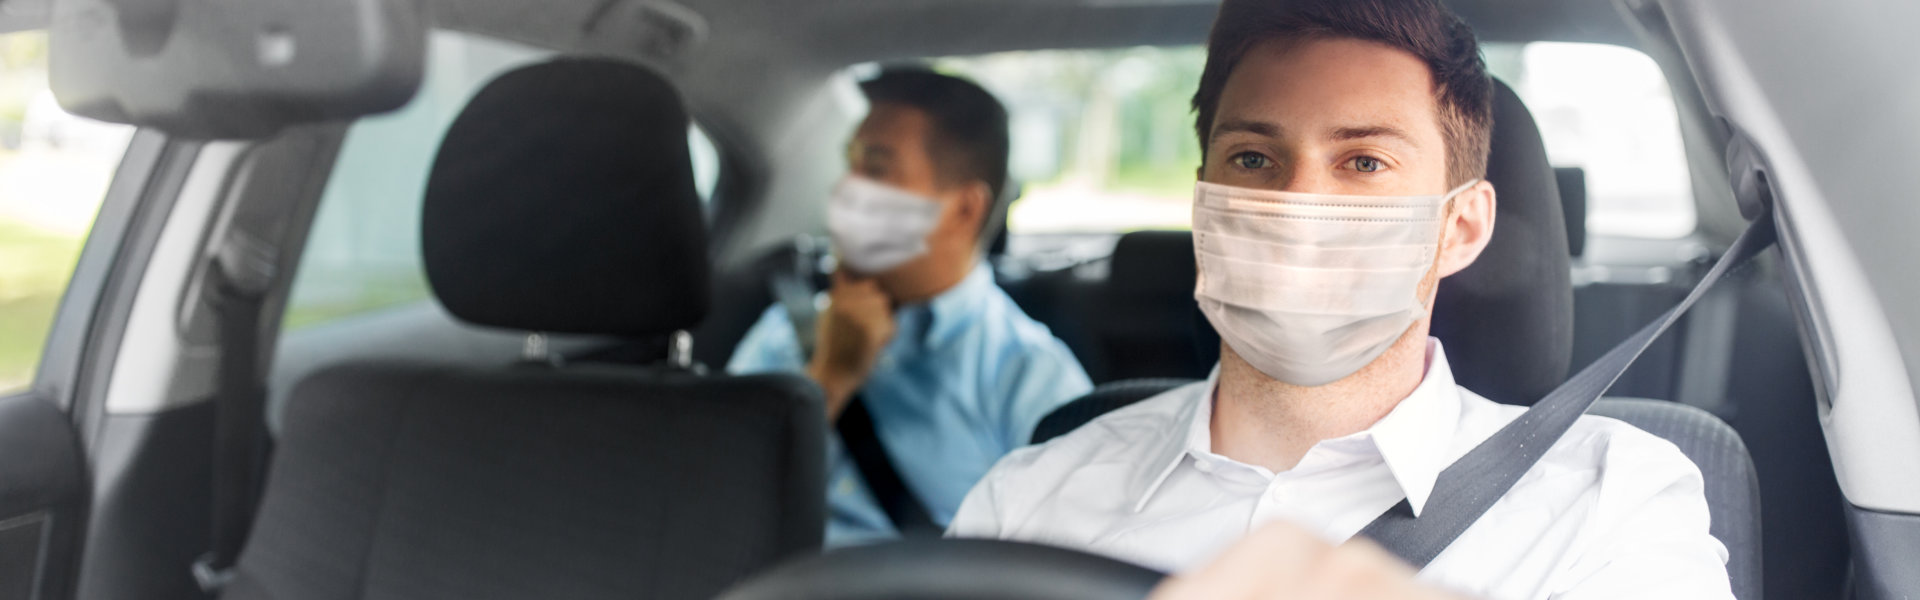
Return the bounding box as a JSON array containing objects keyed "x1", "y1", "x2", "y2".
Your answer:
[
  {"x1": 225, "y1": 58, "x2": 826, "y2": 600},
  {"x1": 1084, "y1": 231, "x2": 1213, "y2": 382},
  {"x1": 1587, "y1": 398, "x2": 1761, "y2": 600},
  {"x1": 1426, "y1": 78, "x2": 1574, "y2": 406}
]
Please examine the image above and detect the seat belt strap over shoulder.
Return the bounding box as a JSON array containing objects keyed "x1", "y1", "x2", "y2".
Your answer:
[
  {"x1": 837, "y1": 396, "x2": 943, "y2": 536},
  {"x1": 194, "y1": 231, "x2": 278, "y2": 594},
  {"x1": 1361, "y1": 213, "x2": 1778, "y2": 568}
]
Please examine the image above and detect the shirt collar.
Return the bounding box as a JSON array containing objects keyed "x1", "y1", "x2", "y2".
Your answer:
[
  {"x1": 906, "y1": 261, "x2": 994, "y2": 350},
  {"x1": 1127, "y1": 338, "x2": 1464, "y2": 517}
]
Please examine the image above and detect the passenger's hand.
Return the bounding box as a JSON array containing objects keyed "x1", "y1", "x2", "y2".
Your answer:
[
  {"x1": 809, "y1": 270, "x2": 897, "y2": 419},
  {"x1": 1149, "y1": 521, "x2": 1477, "y2": 600}
]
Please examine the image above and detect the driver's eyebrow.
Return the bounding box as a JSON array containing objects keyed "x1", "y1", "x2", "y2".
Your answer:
[
  {"x1": 1329, "y1": 125, "x2": 1416, "y2": 147},
  {"x1": 1212, "y1": 118, "x2": 1283, "y2": 139}
]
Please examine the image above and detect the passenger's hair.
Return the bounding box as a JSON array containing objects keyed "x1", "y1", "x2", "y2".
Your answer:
[
  {"x1": 859, "y1": 67, "x2": 1011, "y2": 201},
  {"x1": 1191, "y1": 0, "x2": 1493, "y2": 186}
]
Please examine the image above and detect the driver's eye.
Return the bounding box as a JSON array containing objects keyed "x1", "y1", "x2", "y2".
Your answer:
[
  {"x1": 1232, "y1": 152, "x2": 1272, "y2": 170},
  {"x1": 1352, "y1": 156, "x2": 1384, "y2": 173}
]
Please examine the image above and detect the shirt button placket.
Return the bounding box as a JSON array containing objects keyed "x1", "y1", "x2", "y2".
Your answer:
[{"x1": 1251, "y1": 477, "x2": 1287, "y2": 525}]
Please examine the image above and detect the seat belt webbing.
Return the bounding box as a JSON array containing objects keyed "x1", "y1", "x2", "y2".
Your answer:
[
  {"x1": 1361, "y1": 215, "x2": 1777, "y2": 568},
  {"x1": 837, "y1": 396, "x2": 942, "y2": 535},
  {"x1": 193, "y1": 236, "x2": 277, "y2": 594}
]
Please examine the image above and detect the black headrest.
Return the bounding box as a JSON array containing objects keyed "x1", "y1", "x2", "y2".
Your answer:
[
  {"x1": 421, "y1": 58, "x2": 709, "y2": 337},
  {"x1": 1110, "y1": 230, "x2": 1198, "y2": 296},
  {"x1": 1429, "y1": 79, "x2": 1573, "y2": 405}
]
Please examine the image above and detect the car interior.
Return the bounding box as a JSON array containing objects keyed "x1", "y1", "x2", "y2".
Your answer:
[{"x1": 0, "y1": 0, "x2": 1911, "y2": 598}]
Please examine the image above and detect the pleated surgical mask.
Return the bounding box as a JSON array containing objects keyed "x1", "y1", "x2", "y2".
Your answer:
[
  {"x1": 826, "y1": 175, "x2": 945, "y2": 275},
  {"x1": 1193, "y1": 179, "x2": 1478, "y2": 386}
]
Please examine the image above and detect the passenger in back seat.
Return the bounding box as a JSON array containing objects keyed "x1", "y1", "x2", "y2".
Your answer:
[
  {"x1": 949, "y1": 1, "x2": 1733, "y2": 598},
  {"x1": 729, "y1": 67, "x2": 1092, "y2": 547}
]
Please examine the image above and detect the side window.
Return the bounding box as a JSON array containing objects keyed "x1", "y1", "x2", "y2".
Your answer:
[
  {"x1": 0, "y1": 31, "x2": 136, "y2": 394},
  {"x1": 689, "y1": 123, "x2": 721, "y2": 205},
  {"x1": 935, "y1": 47, "x2": 1207, "y2": 234},
  {"x1": 283, "y1": 32, "x2": 723, "y2": 331},
  {"x1": 1483, "y1": 42, "x2": 1695, "y2": 239}
]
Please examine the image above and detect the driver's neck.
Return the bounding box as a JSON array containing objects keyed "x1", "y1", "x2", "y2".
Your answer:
[{"x1": 1210, "y1": 323, "x2": 1432, "y2": 473}]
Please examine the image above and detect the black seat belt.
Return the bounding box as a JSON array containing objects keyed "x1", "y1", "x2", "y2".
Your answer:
[
  {"x1": 192, "y1": 233, "x2": 277, "y2": 594},
  {"x1": 836, "y1": 395, "x2": 943, "y2": 535},
  {"x1": 1361, "y1": 213, "x2": 1777, "y2": 568}
]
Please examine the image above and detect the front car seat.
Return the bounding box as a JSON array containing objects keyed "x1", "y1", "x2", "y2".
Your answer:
[
  {"x1": 1032, "y1": 79, "x2": 1760, "y2": 600},
  {"x1": 223, "y1": 58, "x2": 826, "y2": 600}
]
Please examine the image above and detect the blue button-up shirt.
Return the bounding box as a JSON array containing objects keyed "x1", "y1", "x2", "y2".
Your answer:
[{"x1": 728, "y1": 263, "x2": 1093, "y2": 547}]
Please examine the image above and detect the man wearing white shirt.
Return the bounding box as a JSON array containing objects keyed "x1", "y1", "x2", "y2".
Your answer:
[{"x1": 947, "y1": 0, "x2": 1734, "y2": 598}]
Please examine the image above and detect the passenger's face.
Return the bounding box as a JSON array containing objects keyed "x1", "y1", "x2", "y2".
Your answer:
[
  {"x1": 841, "y1": 102, "x2": 988, "y2": 290},
  {"x1": 847, "y1": 103, "x2": 944, "y2": 199},
  {"x1": 1201, "y1": 37, "x2": 1451, "y2": 196}
]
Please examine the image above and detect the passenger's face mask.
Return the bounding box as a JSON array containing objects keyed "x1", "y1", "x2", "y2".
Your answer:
[
  {"x1": 826, "y1": 175, "x2": 945, "y2": 275},
  {"x1": 1193, "y1": 179, "x2": 1479, "y2": 387}
]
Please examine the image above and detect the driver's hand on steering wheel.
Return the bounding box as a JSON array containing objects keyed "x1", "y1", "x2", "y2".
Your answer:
[{"x1": 1149, "y1": 521, "x2": 1479, "y2": 600}]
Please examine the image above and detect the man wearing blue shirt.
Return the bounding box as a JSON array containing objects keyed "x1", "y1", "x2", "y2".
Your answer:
[{"x1": 729, "y1": 67, "x2": 1093, "y2": 547}]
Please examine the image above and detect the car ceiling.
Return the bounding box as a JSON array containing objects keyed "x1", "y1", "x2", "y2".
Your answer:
[
  {"x1": 422, "y1": 0, "x2": 1643, "y2": 65},
  {"x1": 0, "y1": 0, "x2": 1641, "y2": 53}
]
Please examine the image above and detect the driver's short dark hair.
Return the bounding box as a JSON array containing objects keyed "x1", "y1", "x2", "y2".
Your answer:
[
  {"x1": 860, "y1": 67, "x2": 1011, "y2": 201},
  {"x1": 1191, "y1": 0, "x2": 1493, "y2": 187}
]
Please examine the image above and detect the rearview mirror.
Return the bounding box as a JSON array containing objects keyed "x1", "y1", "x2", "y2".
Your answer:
[{"x1": 49, "y1": 0, "x2": 425, "y2": 139}]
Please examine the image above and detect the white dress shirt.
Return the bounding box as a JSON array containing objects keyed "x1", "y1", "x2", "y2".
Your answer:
[{"x1": 948, "y1": 339, "x2": 1733, "y2": 600}]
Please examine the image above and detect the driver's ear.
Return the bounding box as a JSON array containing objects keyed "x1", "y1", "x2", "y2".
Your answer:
[{"x1": 1435, "y1": 180, "x2": 1496, "y2": 278}]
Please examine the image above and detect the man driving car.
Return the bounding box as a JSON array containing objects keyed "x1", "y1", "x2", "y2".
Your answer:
[
  {"x1": 948, "y1": 1, "x2": 1734, "y2": 598},
  {"x1": 730, "y1": 67, "x2": 1093, "y2": 547}
]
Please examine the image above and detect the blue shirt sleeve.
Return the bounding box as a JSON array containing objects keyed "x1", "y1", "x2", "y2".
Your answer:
[
  {"x1": 727, "y1": 304, "x2": 808, "y2": 376},
  {"x1": 990, "y1": 335, "x2": 1094, "y2": 451}
]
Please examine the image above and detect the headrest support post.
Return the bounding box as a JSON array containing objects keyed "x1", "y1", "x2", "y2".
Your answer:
[
  {"x1": 522, "y1": 333, "x2": 554, "y2": 364},
  {"x1": 669, "y1": 331, "x2": 694, "y2": 369}
]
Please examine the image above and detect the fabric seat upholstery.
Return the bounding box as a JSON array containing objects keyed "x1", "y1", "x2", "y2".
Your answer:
[
  {"x1": 1082, "y1": 232, "x2": 1212, "y2": 383},
  {"x1": 1588, "y1": 397, "x2": 1761, "y2": 599},
  {"x1": 1031, "y1": 79, "x2": 1759, "y2": 599},
  {"x1": 224, "y1": 58, "x2": 826, "y2": 600}
]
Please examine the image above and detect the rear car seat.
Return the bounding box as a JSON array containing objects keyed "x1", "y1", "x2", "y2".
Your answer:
[
  {"x1": 1078, "y1": 231, "x2": 1211, "y2": 383},
  {"x1": 1033, "y1": 79, "x2": 1760, "y2": 600},
  {"x1": 223, "y1": 58, "x2": 826, "y2": 600}
]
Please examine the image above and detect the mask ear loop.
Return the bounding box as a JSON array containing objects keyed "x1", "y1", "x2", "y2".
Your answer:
[{"x1": 1417, "y1": 179, "x2": 1484, "y2": 312}]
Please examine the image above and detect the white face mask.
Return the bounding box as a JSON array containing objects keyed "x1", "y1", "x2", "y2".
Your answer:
[
  {"x1": 1192, "y1": 179, "x2": 1478, "y2": 387},
  {"x1": 826, "y1": 175, "x2": 945, "y2": 275}
]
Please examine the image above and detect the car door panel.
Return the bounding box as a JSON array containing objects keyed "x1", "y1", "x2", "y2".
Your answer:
[{"x1": 0, "y1": 395, "x2": 86, "y2": 600}]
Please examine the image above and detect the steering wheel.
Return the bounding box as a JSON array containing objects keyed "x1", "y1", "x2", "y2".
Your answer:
[{"x1": 718, "y1": 538, "x2": 1166, "y2": 600}]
